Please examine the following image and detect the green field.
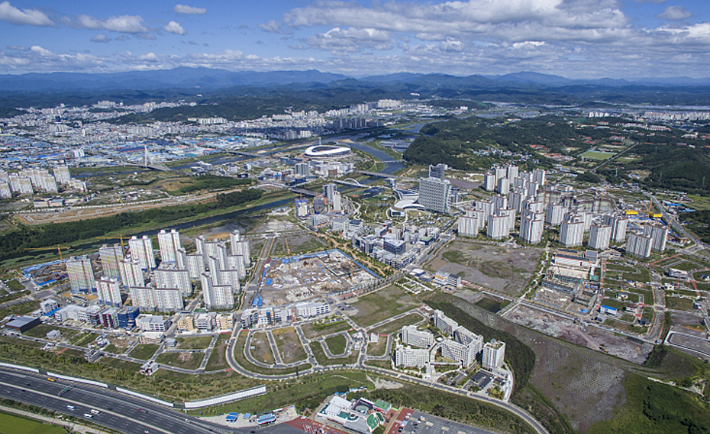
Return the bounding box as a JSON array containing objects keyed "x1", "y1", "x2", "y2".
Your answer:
[
  {"x1": 129, "y1": 344, "x2": 160, "y2": 360},
  {"x1": 176, "y1": 336, "x2": 213, "y2": 349},
  {"x1": 301, "y1": 318, "x2": 351, "y2": 339},
  {"x1": 349, "y1": 285, "x2": 421, "y2": 327},
  {"x1": 580, "y1": 150, "x2": 616, "y2": 161},
  {"x1": 309, "y1": 341, "x2": 358, "y2": 366},
  {"x1": 155, "y1": 351, "x2": 204, "y2": 371},
  {"x1": 0, "y1": 411, "x2": 65, "y2": 434},
  {"x1": 324, "y1": 334, "x2": 348, "y2": 356},
  {"x1": 4, "y1": 279, "x2": 24, "y2": 291},
  {"x1": 370, "y1": 313, "x2": 424, "y2": 334}
]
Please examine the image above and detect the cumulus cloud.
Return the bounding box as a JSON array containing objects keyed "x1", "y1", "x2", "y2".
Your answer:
[
  {"x1": 174, "y1": 4, "x2": 206, "y2": 15},
  {"x1": 90, "y1": 34, "x2": 110, "y2": 43},
  {"x1": 164, "y1": 21, "x2": 186, "y2": 35},
  {"x1": 0, "y1": 1, "x2": 53, "y2": 26},
  {"x1": 657, "y1": 6, "x2": 692, "y2": 21},
  {"x1": 70, "y1": 14, "x2": 147, "y2": 33}
]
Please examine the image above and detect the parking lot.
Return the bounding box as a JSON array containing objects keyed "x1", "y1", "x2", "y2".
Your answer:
[{"x1": 390, "y1": 409, "x2": 496, "y2": 434}]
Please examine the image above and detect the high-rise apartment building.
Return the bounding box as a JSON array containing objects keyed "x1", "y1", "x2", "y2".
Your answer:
[
  {"x1": 96, "y1": 277, "x2": 122, "y2": 307},
  {"x1": 627, "y1": 232, "x2": 653, "y2": 258},
  {"x1": 588, "y1": 224, "x2": 612, "y2": 250},
  {"x1": 128, "y1": 235, "x2": 156, "y2": 270},
  {"x1": 157, "y1": 229, "x2": 181, "y2": 265},
  {"x1": 482, "y1": 340, "x2": 506, "y2": 370},
  {"x1": 66, "y1": 256, "x2": 95, "y2": 294},
  {"x1": 99, "y1": 244, "x2": 124, "y2": 280}
]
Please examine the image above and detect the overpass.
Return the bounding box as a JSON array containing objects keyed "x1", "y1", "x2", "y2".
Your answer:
[
  {"x1": 124, "y1": 161, "x2": 171, "y2": 172},
  {"x1": 227, "y1": 150, "x2": 262, "y2": 158}
]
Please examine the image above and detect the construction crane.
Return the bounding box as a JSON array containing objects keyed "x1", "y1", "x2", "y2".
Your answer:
[
  {"x1": 25, "y1": 245, "x2": 71, "y2": 262},
  {"x1": 95, "y1": 234, "x2": 129, "y2": 251}
]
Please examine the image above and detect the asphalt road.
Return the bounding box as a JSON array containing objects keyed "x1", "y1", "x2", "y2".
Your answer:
[
  {"x1": 400, "y1": 410, "x2": 496, "y2": 434},
  {"x1": 0, "y1": 368, "x2": 228, "y2": 434}
]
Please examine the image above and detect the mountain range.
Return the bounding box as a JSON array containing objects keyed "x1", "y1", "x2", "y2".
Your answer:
[{"x1": 2, "y1": 67, "x2": 710, "y2": 93}]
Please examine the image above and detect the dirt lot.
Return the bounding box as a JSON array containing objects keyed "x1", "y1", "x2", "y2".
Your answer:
[
  {"x1": 271, "y1": 234, "x2": 327, "y2": 257},
  {"x1": 246, "y1": 216, "x2": 298, "y2": 234},
  {"x1": 348, "y1": 285, "x2": 422, "y2": 328},
  {"x1": 504, "y1": 304, "x2": 653, "y2": 364},
  {"x1": 250, "y1": 332, "x2": 274, "y2": 364},
  {"x1": 426, "y1": 240, "x2": 541, "y2": 297},
  {"x1": 272, "y1": 327, "x2": 308, "y2": 364}
]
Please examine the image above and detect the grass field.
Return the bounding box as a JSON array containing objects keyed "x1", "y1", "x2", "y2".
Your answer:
[
  {"x1": 348, "y1": 285, "x2": 421, "y2": 327},
  {"x1": 579, "y1": 150, "x2": 616, "y2": 160},
  {"x1": 205, "y1": 333, "x2": 230, "y2": 371},
  {"x1": 129, "y1": 344, "x2": 160, "y2": 360},
  {"x1": 0, "y1": 411, "x2": 65, "y2": 434},
  {"x1": 176, "y1": 336, "x2": 213, "y2": 349},
  {"x1": 272, "y1": 327, "x2": 308, "y2": 364},
  {"x1": 665, "y1": 296, "x2": 696, "y2": 311},
  {"x1": 155, "y1": 351, "x2": 204, "y2": 370},
  {"x1": 301, "y1": 318, "x2": 351, "y2": 339},
  {"x1": 475, "y1": 297, "x2": 510, "y2": 313},
  {"x1": 234, "y1": 332, "x2": 307, "y2": 375},
  {"x1": 4, "y1": 279, "x2": 24, "y2": 291},
  {"x1": 71, "y1": 332, "x2": 99, "y2": 347},
  {"x1": 366, "y1": 336, "x2": 389, "y2": 357},
  {"x1": 667, "y1": 260, "x2": 702, "y2": 272},
  {"x1": 23, "y1": 324, "x2": 79, "y2": 341},
  {"x1": 309, "y1": 341, "x2": 358, "y2": 366},
  {"x1": 370, "y1": 313, "x2": 424, "y2": 334},
  {"x1": 324, "y1": 334, "x2": 348, "y2": 356}
]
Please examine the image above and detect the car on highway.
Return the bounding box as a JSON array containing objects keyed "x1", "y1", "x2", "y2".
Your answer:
[
  {"x1": 84, "y1": 413, "x2": 92, "y2": 418},
  {"x1": 66, "y1": 405, "x2": 75, "y2": 411},
  {"x1": 91, "y1": 409, "x2": 100, "y2": 415}
]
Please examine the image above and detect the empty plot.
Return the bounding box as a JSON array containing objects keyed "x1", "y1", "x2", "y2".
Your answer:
[
  {"x1": 272, "y1": 327, "x2": 308, "y2": 364},
  {"x1": 129, "y1": 344, "x2": 160, "y2": 360},
  {"x1": 250, "y1": 332, "x2": 275, "y2": 364},
  {"x1": 580, "y1": 150, "x2": 616, "y2": 160},
  {"x1": 176, "y1": 336, "x2": 213, "y2": 349},
  {"x1": 324, "y1": 334, "x2": 347, "y2": 356},
  {"x1": 205, "y1": 334, "x2": 231, "y2": 371},
  {"x1": 156, "y1": 351, "x2": 205, "y2": 371},
  {"x1": 348, "y1": 285, "x2": 421, "y2": 327},
  {"x1": 370, "y1": 313, "x2": 424, "y2": 334},
  {"x1": 301, "y1": 319, "x2": 351, "y2": 339}
]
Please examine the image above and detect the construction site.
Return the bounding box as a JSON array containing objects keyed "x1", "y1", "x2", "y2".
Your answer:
[{"x1": 259, "y1": 249, "x2": 378, "y2": 306}]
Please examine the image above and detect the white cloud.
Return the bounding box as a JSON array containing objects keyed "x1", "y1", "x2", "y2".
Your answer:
[
  {"x1": 0, "y1": 1, "x2": 53, "y2": 26},
  {"x1": 303, "y1": 27, "x2": 394, "y2": 53},
  {"x1": 72, "y1": 14, "x2": 147, "y2": 33},
  {"x1": 30, "y1": 45, "x2": 53, "y2": 56},
  {"x1": 164, "y1": 21, "x2": 186, "y2": 35},
  {"x1": 258, "y1": 19, "x2": 293, "y2": 34},
  {"x1": 174, "y1": 4, "x2": 206, "y2": 15},
  {"x1": 90, "y1": 34, "x2": 110, "y2": 43},
  {"x1": 657, "y1": 6, "x2": 692, "y2": 21}
]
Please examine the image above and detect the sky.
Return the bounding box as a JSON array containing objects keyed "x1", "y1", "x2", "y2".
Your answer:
[{"x1": 1, "y1": 0, "x2": 709, "y2": 79}]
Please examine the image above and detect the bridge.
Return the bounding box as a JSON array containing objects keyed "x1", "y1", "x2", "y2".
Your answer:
[
  {"x1": 226, "y1": 150, "x2": 262, "y2": 158},
  {"x1": 124, "y1": 162, "x2": 171, "y2": 172},
  {"x1": 289, "y1": 187, "x2": 319, "y2": 197},
  {"x1": 357, "y1": 170, "x2": 416, "y2": 181},
  {"x1": 334, "y1": 179, "x2": 368, "y2": 188},
  {"x1": 379, "y1": 160, "x2": 404, "y2": 163}
]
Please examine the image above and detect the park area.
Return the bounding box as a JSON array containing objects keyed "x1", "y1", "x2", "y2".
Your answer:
[
  {"x1": 347, "y1": 285, "x2": 421, "y2": 327},
  {"x1": 427, "y1": 240, "x2": 541, "y2": 296},
  {"x1": 579, "y1": 150, "x2": 616, "y2": 160}
]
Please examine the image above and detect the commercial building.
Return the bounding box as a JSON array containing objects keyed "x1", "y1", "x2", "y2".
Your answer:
[
  {"x1": 128, "y1": 235, "x2": 156, "y2": 270},
  {"x1": 418, "y1": 177, "x2": 452, "y2": 213},
  {"x1": 4, "y1": 316, "x2": 40, "y2": 333},
  {"x1": 482, "y1": 340, "x2": 506, "y2": 370},
  {"x1": 588, "y1": 224, "x2": 612, "y2": 250},
  {"x1": 96, "y1": 277, "x2": 122, "y2": 307},
  {"x1": 117, "y1": 306, "x2": 140, "y2": 329},
  {"x1": 428, "y1": 164, "x2": 447, "y2": 181},
  {"x1": 394, "y1": 345, "x2": 429, "y2": 368},
  {"x1": 136, "y1": 315, "x2": 171, "y2": 332},
  {"x1": 401, "y1": 325, "x2": 434, "y2": 348},
  {"x1": 383, "y1": 239, "x2": 406, "y2": 256},
  {"x1": 66, "y1": 256, "x2": 96, "y2": 294}
]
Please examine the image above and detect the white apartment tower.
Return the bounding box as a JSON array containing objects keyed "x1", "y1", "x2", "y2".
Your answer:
[
  {"x1": 394, "y1": 345, "x2": 430, "y2": 368},
  {"x1": 157, "y1": 229, "x2": 182, "y2": 265},
  {"x1": 129, "y1": 286, "x2": 157, "y2": 310},
  {"x1": 433, "y1": 310, "x2": 458, "y2": 336},
  {"x1": 99, "y1": 244, "x2": 124, "y2": 280},
  {"x1": 119, "y1": 257, "x2": 145, "y2": 288},
  {"x1": 201, "y1": 273, "x2": 234, "y2": 310},
  {"x1": 588, "y1": 224, "x2": 612, "y2": 250},
  {"x1": 644, "y1": 223, "x2": 668, "y2": 253},
  {"x1": 154, "y1": 266, "x2": 191, "y2": 296},
  {"x1": 96, "y1": 277, "x2": 122, "y2": 307},
  {"x1": 66, "y1": 256, "x2": 96, "y2": 294},
  {"x1": 482, "y1": 340, "x2": 506, "y2": 370},
  {"x1": 603, "y1": 215, "x2": 628, "y2": 243},
  {"x1": 154, "y1": 287, "x2": 184, "y2": 311},
  {"x1": 128, "y1": 235, "x2": 156, "y2": 270},
  {"x1": 441, "y1": 339, "x2": 478, "y2": 367},
  {"x1": 559, "y1": 218, "x2": 584, "y2": 247},
  {"x1": 401, "y1": 325, "x2": 434, "y2": 348},
  {"x1": 627, "y1": 232, "x2": 653, "y2": 258}
]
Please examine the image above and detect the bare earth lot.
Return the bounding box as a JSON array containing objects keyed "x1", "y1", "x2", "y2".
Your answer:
[
  {"x1": 503, "y1": 304, "x2": 653, "y2": 364},
  {"x1": 427, "y1": 240, "x2": 541, "y2": 296}
]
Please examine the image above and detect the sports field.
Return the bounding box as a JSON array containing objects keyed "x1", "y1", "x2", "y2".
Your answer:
[{"x1": 580, "y1": 150, "x2": 615, "y2": 160}]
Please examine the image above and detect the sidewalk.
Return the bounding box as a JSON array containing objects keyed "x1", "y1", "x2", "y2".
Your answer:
[{"x1": 0, "y1": 404, "x2": 111, "y2": 434}]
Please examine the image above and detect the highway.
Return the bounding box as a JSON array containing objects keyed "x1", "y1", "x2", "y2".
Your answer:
[{"x1": 0, "y1": 368, "x2": 229, "y2": 434}]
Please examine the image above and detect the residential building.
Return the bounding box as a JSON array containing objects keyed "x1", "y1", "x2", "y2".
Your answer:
[
  {"x1": 128, "y1": 235, "x2": 156, "y2": 270},
  {"x1": 99, "y1": 244, "x2": 124, "y2": 280},
  {"x1": 627, "y1": 232, "x2": 653, "y2": 258},
  {"x1": 482, "y1": 340, "x2": 506, "y2": 370},
  {"x1": 154, "y1": 265, "x2": 191, "y2": 296},
  {"x1": 603, "y1": 215, "x2": 628, "y2": 243},
  {"x1": 394, "y1": 345, "x2": 429, "y2": 368},
  {"x1": 433, "y1": 310, "x2": 458, "y2": 336},
  {"x1": 644, "y1": 223, "x2": 668, "y2": 253},
  {"x1": 154, "y1": 287, "x2": 184, "y2": 311},
  {"x1": 401, "y1": 325, "x2": 434, "y2": 348},
  {"x1": 588, "y1": 224, "x2": 612, "y2": 250},
  {"x1": 96, "y1": 277, "x2": 122, "y2": 307},
  {"x1": 441, "y1": 339, "x2": 477, "y2": 367},
  {"x1": 559, "y1": 219, "x2": 584, "y2": 247},
  {"x1": 120, "y1": 257, "x2": 145, "y2": 288},
  {"x1": 129, "y1": 286, "x2": 157, "y2": 310},
  {"x1": 201, "y1": 273, "x2": 234, "y2": 310},
  {"x1": 66, "y1": 256, "x2": 96, "y2": 294},
  {"x1": 157, "y1": 229, "x2": 181, "y2": 265},
  {"x1": 454, "y1": 327, "x2": 483, "y2": 354}
]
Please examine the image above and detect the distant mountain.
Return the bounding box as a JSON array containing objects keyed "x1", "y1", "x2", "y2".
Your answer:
[{"x1": 0, "y1": 68, "x2": 347, "y2": 92}]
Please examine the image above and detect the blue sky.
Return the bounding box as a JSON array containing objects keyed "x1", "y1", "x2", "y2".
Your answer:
[{"x1": 1, "y1": 0, "x2": 709, "y2": 78}]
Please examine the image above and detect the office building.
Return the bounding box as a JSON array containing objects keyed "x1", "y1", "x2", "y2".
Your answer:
[
  {"x1": 394, "y1": 345, "x2": 429, "y2": 368},
  {"x1": 627, "y1": 232, "x2": 653, "y2": 258},
  {"x1": 482, "y1": 340, "x2": 506, "y2": 370},
  {"x1": 384, "y1": 239, "x2": 406, "y2": 255},
  {"x1": 644, "y1": 223, "x2": 668, "y2": 253},
  {"x1": 136, "y1": 315, "x2": 170, "y2": 332},
  {"x1": 441, "y1": 339, "x2": 477, "y2": 367},
  {"x1": 588, "y1": 224, "x2": 612, "y2": 250},
  {"x1": 332, "y1": 191, "x2": 342, "y2": 212},
  {"x1": 120, "y1": 257, "x2": 145, "y2": 288},
  {"x1": 157, "y1": 229, "x2": 182, "y2": 265},
  {"x1": 418, "y1": 177, "x2": 452, "y2": 213},
  {"x1": 117, "y1": 306, "x2": 140, "y2": 329},
  {"x1": 428, "y1": 164, "x2": 447, "y2": 181},
  {"x1": 559, "y1": 219, "x2": 584, "y2": 247},
  {"x1": 323, "y1": 183, "x2": 336, "y2": 204},
  {"x1": 401, "y1": 325, "x2": 434, "y2": 348},
  {"x1": 96, "y1": 277, "x2": 122, "y2": 307},
  {"x1": 433, "y1": 310, "x2": 458, "y2": 336},
  {"x1": 66, "y1": 256, "x2": 96, "y2": 294},
  {"x1": 128, "y1": 235, "x2": 156, "y2": 270},
  {"x1": 99, "y1": 244, "x2": 124, "y2": 280},
  {"x1": 295, "y1": 198, "x2": 309, "y2": 218}
]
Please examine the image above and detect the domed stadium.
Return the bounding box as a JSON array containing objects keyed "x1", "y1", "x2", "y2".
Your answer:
[{"x1": 304, "y1": 144, "x2": 351, "y2": 158}]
